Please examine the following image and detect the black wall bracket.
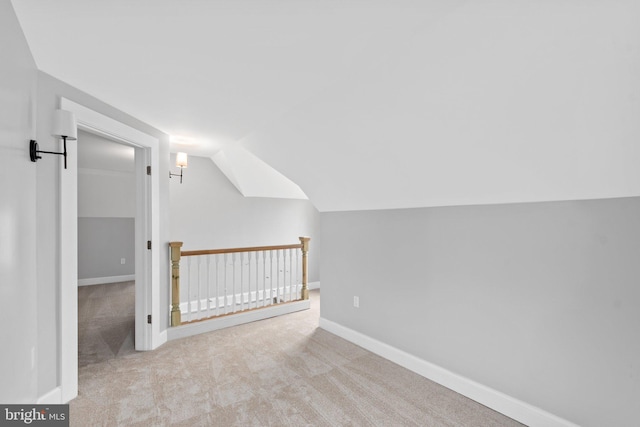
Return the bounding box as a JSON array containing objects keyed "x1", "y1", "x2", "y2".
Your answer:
[{"x1": 30, "y1": 138, "x2": 68, "y2": 169}]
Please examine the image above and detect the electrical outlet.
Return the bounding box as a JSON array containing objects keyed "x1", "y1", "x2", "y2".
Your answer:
[
  {"x1": 120, "y1": 258, "x2": 126, "y2": 265},
  {"x1": 353, "y1": 296, "x2": 359, "y2": 308}
]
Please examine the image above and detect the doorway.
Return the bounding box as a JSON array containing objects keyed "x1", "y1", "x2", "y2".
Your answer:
[
  {"x1": 59, "y1": 98, "x2": 163, "y2": 403},
  {"x1": 77, "y1": 130, "x2": 137, "y2": 366}
]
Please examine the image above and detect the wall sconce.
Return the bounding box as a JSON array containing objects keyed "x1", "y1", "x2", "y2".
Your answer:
[
  {"x1": 169, "y1": 152, "x2": 188, "y2": 183},
  {"x1": 30, "y1": 109, "x2": 77, "y2": 169}
]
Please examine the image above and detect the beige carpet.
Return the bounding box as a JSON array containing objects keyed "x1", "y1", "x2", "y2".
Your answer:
[
  {"x1": 73, "y1": 286, "x2": 523, "y2": 426},
  {"x1": 78, "y1": 281, "x2": 136, "y2": 368}
]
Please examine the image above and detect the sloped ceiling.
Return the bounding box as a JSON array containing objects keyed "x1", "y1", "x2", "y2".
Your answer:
[
  {"x1": 212, "y1": 146, "x2": 308, "y2": 200},
  {"x1": 12, "y1": 0, "x2": 640, "y2": 211}
]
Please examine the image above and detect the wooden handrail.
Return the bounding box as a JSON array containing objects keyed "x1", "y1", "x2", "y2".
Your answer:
[{"x1": 181, "y1": 243, "x2": 303, "y2": 257}]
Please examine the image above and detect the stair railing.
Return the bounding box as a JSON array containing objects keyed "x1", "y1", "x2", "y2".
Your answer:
[{"x1": 169, "y1": 237, "x2": 310, "y2": 326}]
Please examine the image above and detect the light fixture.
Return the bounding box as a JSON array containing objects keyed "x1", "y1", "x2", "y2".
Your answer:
[
  {"x1": 169, "y1": 152, "x2": 188, "y2": 183},
  {"x1": 30, "y1": 109, "x2": 77, "y2": 169}
]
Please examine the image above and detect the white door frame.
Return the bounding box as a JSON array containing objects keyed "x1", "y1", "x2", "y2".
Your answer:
[{"x1": 59, "y1": 98, "x2": 163, "y2": 403}]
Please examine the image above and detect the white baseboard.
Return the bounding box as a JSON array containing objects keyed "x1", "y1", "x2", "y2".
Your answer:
[
  {"x1": 168, "y1": 299, "x2": 311, "y2": 341},
  {"x1": 319, "y1": 318, "x2": 578, "y2": 427},
  {"x1": 155, "y1": 330, "x2": 167, "y2": 349},
  {"x1": 78, "y1": 274, "x2": 135, "y2": 286},
  {"x1": 37, "y1": 387, "x2": 62, "y2": 404},
  {"x1": 308, "y1": 281, "x2": 320, "y2": 290}
]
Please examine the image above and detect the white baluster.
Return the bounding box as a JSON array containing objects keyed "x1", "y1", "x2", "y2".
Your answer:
[
  {"x1": 277, "y1": 249, "x2": 282, "y2": 304},
  {"x1": 277, "y1": 250, "x2": 280, "y2": 303},
  {"x1": 269, "y1": 250, "x2": 274, "y2": 305},
  {"x1": 197, "y1": 256, "x2": 202, "y2": 319},
  {"x1": 241, "y1": 252, "x2": 245, "y2": 311},
  {"x1": 231, "y1": 252, "x2": 238, "y2": 313},
  {"x1": 215, "y1": 254, "x2": 220, "y2": 316},
  {"x1": 296, "y1": 248, "x2": 301, "y2": 299},
  {"x1": 289, "y1": 248, "x2": 293, "y2": 302},
  {"x1": 206, "y1": 255, "x2": 211, "y2": 319},
  {"x1": 262, "y1": 250, "x2": 267, "y2": 307},
  {"x1": 224, "y1": 253, "x2": 229, "y2": 315},
  {"x1": 278, "y1": 249, "x2": 287, "y2": 302},
  {"x1": 285, "y1": 249, "x2": 289, "y2": 301},
  {"x1": 284, "y1": 249, "x2": 289, "y2": 302},
  {"x1": 186, "y1": 257, "x2": 192, "y2": 322},
  {"x1": 249, "y1": 251, "x2": 254, "y2": 309},
  {"x1": 245, "y1": 251, "x2": 249, "y2": 309}
]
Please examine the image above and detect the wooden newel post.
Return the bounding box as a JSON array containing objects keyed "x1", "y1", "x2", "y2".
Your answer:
[
  {"x1": 169, "y1": 241, "x2": 183, "y2": 326},
  {"x1": 299, "y1": 237, "x2": 311, "y2": 300}
]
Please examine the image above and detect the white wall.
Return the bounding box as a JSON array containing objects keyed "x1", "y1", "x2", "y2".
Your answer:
[
  {"x1": 78, "y1": 170, "x2": 135, "y2": 218},
  {"x1": 170, "y1": 155, "x2": 320, "y2": 282},
  {"x1": 0, "y1": 0, "x2": 38, "y2": 403},
  {"x1": 77, "y1": 129, "x2": 136, "y2": 217},
  {"x1": 77, "y1": 130, "x2": 136, "y2": 281},
  {"x1": 321, "y1": 197, "x2": 640, "y2": 427},
  {"x1": 78, "y1": 218, "x2": 135, "y2": 280}
]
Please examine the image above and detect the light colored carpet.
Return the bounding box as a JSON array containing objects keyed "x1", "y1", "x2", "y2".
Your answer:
[
  {"x1": 78, "y1": 281, "x2": 136, "y2": 368},
  {"x1": 73, "y1": 287, "x2": 523, "y2": 426}
]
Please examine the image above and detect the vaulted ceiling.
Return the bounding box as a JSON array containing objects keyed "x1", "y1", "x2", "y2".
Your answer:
[{"x1": 12, "y1": 0, "x2": 640, "y2": 211}]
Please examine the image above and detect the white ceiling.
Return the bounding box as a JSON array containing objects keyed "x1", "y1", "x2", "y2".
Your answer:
[{"x1": 12, "y1": 0, "x2": 640, "y2": 211}]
